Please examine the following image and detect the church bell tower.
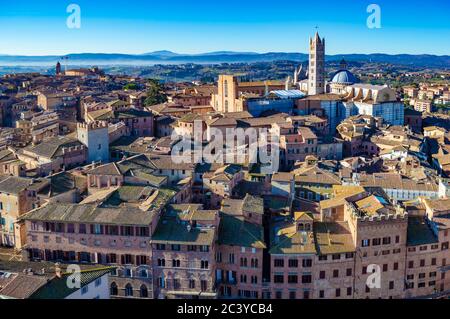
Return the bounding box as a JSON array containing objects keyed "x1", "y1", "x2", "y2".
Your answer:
[
  {"x1": 56, "y1": 61, "x2": 62, "y2": 76},
  {"x1": 308, "y1": 32, "x2": 325, "y2": 96}
]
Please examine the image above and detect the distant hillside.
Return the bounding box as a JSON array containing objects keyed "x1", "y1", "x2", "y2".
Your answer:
[{"x1": 0, "y1": 51, "x2": 449, "y2": 68}]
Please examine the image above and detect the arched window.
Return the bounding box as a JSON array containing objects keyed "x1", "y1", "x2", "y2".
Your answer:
[
  {"x1": 224, "y1": 80, "x2": 229, "y2": 98},
  {"x1": 201, "y1": 260, "x2": 209, "y2": 269},
  {"x1": 110, "y1": 282, "x2": 118, "y2": 296},
  {"x1": 140, "y1": 285, "x2": 148, "y2": 298},
  {"x1": 224, "y1": 100, "x2": 229, "y2": 113},
  {"x1": 140, "y1": 269, "x2": 148, "y2": 278},
  {"x1": 125, "y1": 283, "x2": 133, "y2": 297},
  {"x1": 158, "y1": 276, "x2": 165, "y2": 288},
  {"x1": 173, "y1": 259, "x2": 181, "y2": 267}
]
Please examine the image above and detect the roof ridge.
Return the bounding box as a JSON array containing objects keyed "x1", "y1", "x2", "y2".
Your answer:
[
  {"x1": 112, "y1": 162, "x2": 121, "y2": 175},
  {"x1": 270, "y1": 229, "x2": 296, "y2": 251},
  {"x1": 61, "y1": 266, "x2": 116, "y2": 276},
  {"x1": 46, "y1": 142, "x2": 60, "y2": 159},
  {"x1": 241, "y1": 221, "x2": 266, "y2": 249}
]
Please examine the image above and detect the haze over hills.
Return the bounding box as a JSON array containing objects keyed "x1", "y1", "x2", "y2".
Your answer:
[{"x1": 0, "y1": 51, "x2": 449, "y2": 68}]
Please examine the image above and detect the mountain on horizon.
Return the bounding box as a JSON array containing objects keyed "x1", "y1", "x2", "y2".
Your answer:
[
  {"x1": 0, "y1": 51, "x2": 449, "y2": 68},
  {"x1": 141, "y1": 50, "x2": 181, "y2": 57}
]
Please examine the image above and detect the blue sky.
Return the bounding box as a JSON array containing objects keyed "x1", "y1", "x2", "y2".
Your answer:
[{"x1": 0, "y1": 0, "x2": 449, "y2": 56}]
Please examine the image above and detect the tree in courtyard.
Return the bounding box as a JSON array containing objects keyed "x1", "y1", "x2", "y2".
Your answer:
[
  {"x1": 123, "y1": 83, "x2": 138, "y2": 91},
  {"x1": 144, "y1": 79, "x2": 167, "y2": 106}
]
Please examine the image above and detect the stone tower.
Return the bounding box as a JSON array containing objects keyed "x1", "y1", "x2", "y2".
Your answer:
[
  {"x1": 56, "y1": 62, "x2": 61, "y2": 75},
  {"x1": 77, "y1": 121, "x2": 110, "y2": 164},
  {"x1": 308, "y1": 32, "x2": 325, "y2": 96},
  {"x1": 216, "y1": 74, "x2": 239, "y2": 113}
]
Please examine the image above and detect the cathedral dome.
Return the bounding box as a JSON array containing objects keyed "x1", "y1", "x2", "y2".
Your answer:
[{"x1": 331, "y1": 70, "x2": 358, "y2": 84}]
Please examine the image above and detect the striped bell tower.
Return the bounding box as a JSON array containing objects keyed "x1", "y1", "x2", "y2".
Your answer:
[{"x1": 308, "y1": 32, "x2": 325, "y2": 96}]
